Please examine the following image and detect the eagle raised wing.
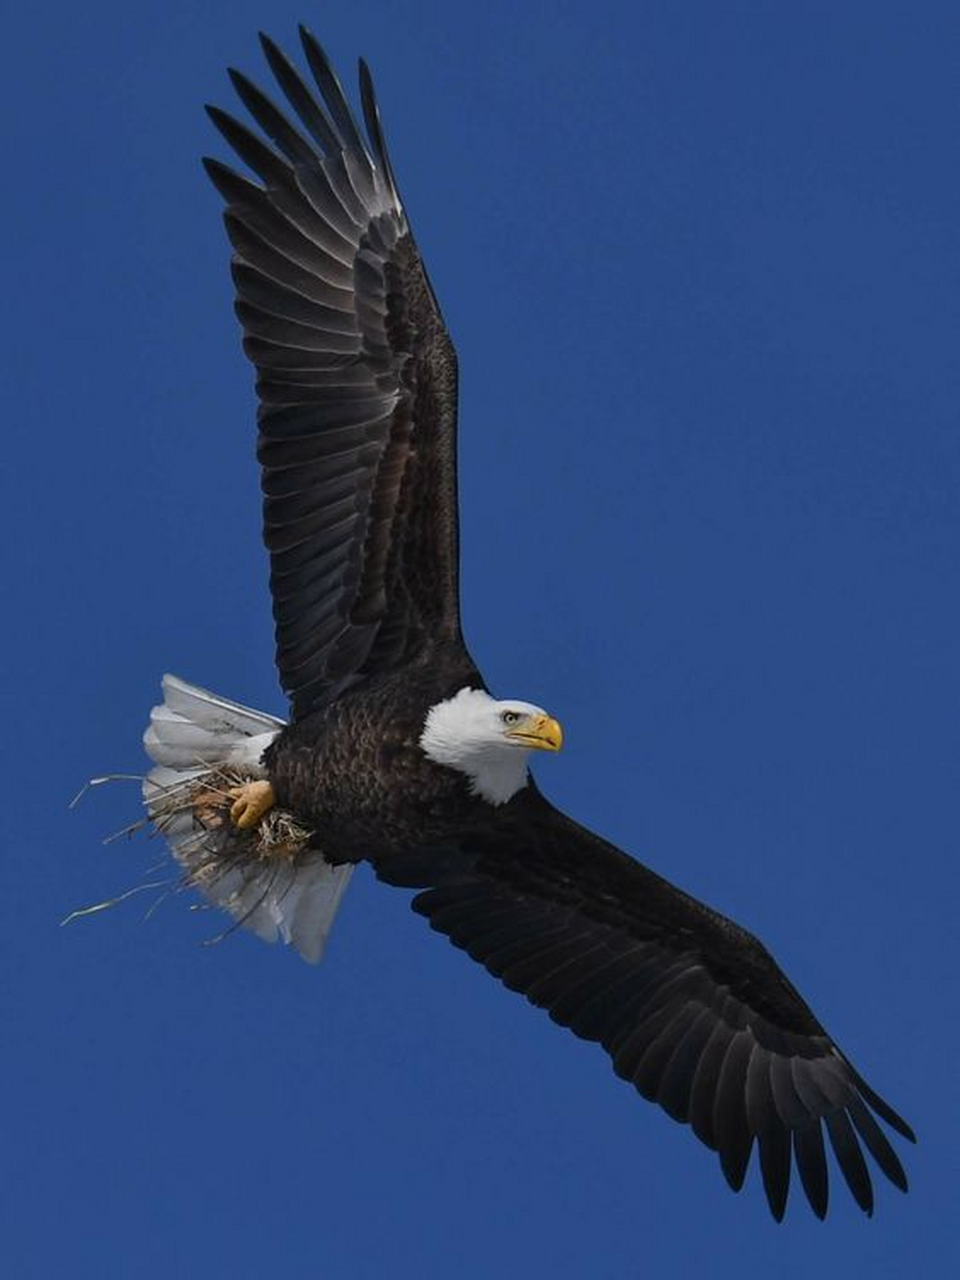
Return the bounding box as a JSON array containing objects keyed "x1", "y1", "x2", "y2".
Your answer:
[{"x1": 205, "y1": 27, "x2": 464, "y2": 719}]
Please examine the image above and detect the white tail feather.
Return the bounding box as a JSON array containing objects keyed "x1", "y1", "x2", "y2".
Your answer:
[
  {"x1": 142, "y1": 674, "x2": 284, "y2": 771},
  {"x1": 142, "y1": 674, "x2": 351, "y2": 963},
  {"x1": 159, "y1": 673, "x2": 285, "y2": 736}
]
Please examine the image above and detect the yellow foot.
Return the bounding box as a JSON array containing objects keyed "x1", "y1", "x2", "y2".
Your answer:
[{"x1": 227, "y1": 780, "x2": 276, "y2": 831}]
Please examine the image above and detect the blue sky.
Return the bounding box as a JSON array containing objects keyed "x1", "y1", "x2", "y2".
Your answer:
[{"x1": 4, "y1": 1, "x2": 958, "y2": 1275}]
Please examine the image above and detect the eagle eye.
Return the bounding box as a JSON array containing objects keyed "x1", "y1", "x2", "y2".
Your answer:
[{"x1": 501, "y1": 710, "x2": 521, "y2": 725}]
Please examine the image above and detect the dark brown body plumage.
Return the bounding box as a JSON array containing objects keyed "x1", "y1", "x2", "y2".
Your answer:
[
  {"x1": 202, "y1": 27, "x2": 915, "y2": 1221},
  {"x1": 265, "y1": 646, "x2": 484, "y2": 859}
]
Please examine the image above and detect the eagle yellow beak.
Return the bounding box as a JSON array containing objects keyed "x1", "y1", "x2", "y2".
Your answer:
[{"x1": 507, "y1": 713, "x2": 564, "y2": 752}]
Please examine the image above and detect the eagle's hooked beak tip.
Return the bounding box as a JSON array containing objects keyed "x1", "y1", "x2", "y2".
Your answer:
[{"x1": 509, "y1": 713, "x2": 563, "y2": 753}]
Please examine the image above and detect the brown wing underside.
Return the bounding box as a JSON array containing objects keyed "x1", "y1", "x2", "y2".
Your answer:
[
  {"x1": 205, "y1": 28, "x2": 462, "y2": 719},
  {"x1": 376, "y1": 789, "x2": 914, "y2": 1221}
]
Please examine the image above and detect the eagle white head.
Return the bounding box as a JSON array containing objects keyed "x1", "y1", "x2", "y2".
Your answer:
[{"x1": 419, "y1": 686, "x2": 563, "y2": 805}]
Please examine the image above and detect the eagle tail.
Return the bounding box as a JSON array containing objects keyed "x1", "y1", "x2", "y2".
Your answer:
[{"x1": 142, "y1": 674, "x2": 352, "y2": 964}]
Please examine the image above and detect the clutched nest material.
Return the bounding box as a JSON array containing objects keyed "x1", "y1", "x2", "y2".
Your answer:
[
  {"x1": 152, "y1": 762, "x2": 313, "y2": 865},
  {"x1": 147, "y1": 764, "x2": 315, "y2": 878},
  {"x1": 69, "y1": 761, "x2": 352, "y2": 963},
  {"x1": 66, "y1": 764, "x2": 315, "y2": 927}
]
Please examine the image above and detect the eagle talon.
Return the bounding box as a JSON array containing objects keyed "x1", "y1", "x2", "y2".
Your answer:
[{"x1": 227, "y1": 780, "x2": 276, "y2": 830}]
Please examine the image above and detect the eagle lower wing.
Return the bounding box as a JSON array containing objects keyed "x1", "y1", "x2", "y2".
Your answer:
[
  {"x1": 205, "y1": 29, "x2": 461, "y2": 719},
  {"x1": 376, "y1": 791, "x2": 914, "y2": 1220}
]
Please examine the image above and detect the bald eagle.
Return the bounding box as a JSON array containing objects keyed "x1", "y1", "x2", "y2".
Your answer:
[{"x1": 141, "y1": 26, "x2": 913, "y2": 1221}]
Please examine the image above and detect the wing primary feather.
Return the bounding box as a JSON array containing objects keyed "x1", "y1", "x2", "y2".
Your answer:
[
  {"x1": 295, "y1": 165, "x2": 366, "y2": 236},
  {"x1": 769, "y1": 1052, "x2": 812, "y2": 1127},
  {"x1": 321, "y1": 153, "x2": 378, "y2": 227},
  {"x1": 745, "y1": 1048, "x2": 776, "y2": 1132},
  {"x1": 202, "y1": 155, "x2": 263, "y2": 205},
  {"x1": 789, "y1": 1054, "x2": 833, "y2": 1117},
  {"x1": 714, "y1": 1032, "x2": 755, "y2": 1191},
  {"x1": 848, "y1": 1067, "x2": 916, "y2": 1142},
  {"x1": 792, "y1": 1118, "x2": 829, "y2": 1219},
  {"x1": 847, "y1": 1097, "x2": 909, "y2": 1193},
  {"x1": 745, "y1": 1047, "x2": 793, "y2": 1218},
  {"x1": 824, "y1": 1110, "x2": 874, "y2": 1215},
  {"x1": 340, "y1": 146, "x2": 379, "y2": 210},
  {"x1": 758, "y1": 1123, "x2": 791, "y2": 1222},
  {"x1": 205, "y1": 105, "x2": 292, "y2": 189},
  {"x1": 211, "y1": 176, "x2": 357, "y2": 289},
  {"x1": 359, "y1": 58, "x2": 401, "y2": 207},
  {"x1": 227, "y1": 68, "x2": 316, "y2": 166},
  {"x1": 258, "y1": 31, "x2": 343, "y2": 155},
  {"x1": 299, "y1": 25, "x2": 366, "y2": 154},
  {"x1": 805, "y1": 1053, "x2": 854, "y2": 1111}
]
